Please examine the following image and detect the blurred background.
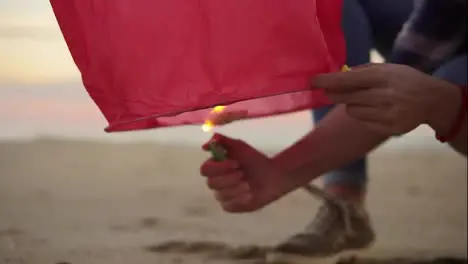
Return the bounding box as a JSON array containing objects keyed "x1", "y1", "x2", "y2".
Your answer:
[{"x1": 0, "y1": 1, "x2": 466, "y2": 264}]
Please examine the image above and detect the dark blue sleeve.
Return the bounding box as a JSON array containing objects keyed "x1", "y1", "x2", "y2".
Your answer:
[{"x1": 389, "y1": 0, "x2": 467, "y2": 73}]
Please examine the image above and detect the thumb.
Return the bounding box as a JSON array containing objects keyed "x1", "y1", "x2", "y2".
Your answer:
[
  {"x1": 213, "y1": 133, "x2": 247, "y2": 151},
  {"x1": 202, "y1": 133, "x2": 247, "y2": 152}
]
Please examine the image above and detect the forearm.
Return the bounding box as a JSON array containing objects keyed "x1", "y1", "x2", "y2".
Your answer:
[
  {"x1": 272, "y1": 105, "x2": 388, "y2": 192},
  {"x1": 449, "y1": 122, "x2": 467, "y2": 155},
  {"x1": 429, "y1": 85, "x2": 467, "y2": 156},
  {"x1": 431, "y1": 114, "x2": 467, "y2": 156}
]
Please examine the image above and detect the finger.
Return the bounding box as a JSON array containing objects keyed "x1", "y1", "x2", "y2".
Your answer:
[
  {"x1": 358, "y1": 120, "x2": 393, "y2": 137},
  {"x1": 210, "y1": 133, "x2": 250, "y2": 154},
  {"x1": 206, "y1": 171, "x2": 244, "y2": 190},
  {"x1": 221, "y1": 194, "x2": 254, "y2": 213},
  {"x1": 208, "y1": 110, "x2": 248, "y2": 126},
  {"x1": 312, "y1": 66, "x2": 381, "y2": 93},
  {"x1": 202, "y1": 133, "x2": 245, "y2": 151},
  {"x1": 327, "y1": 88, "x2": 389, "y2": 106},
  {"x1": 200, "y1": 159, "x2": 239, "y2": 177},
  {"x1": 202, "y1": 133, "x2": 225, "y2": 150},
  {"x1": 347, "y1": 63, "x2": 376, "y2": 70},
  {"x1": 214, "y1": 182, "x2": 251, "y2": 202},
  {"x1": 346, "y1": 105, "x2": 389, "y2": 123}
]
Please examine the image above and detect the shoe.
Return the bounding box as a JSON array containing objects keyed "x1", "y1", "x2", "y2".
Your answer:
[{"x1": 268, "y1": 199, "x2": 375, "y2": 263}]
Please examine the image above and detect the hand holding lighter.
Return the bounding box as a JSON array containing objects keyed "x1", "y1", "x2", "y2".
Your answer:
[{"x1": 207, "y1": 141, "x2": 227, "y2": 161}]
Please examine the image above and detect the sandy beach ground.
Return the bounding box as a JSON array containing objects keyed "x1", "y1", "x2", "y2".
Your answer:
[{"x1": 0, "y1": 138, "x2": 466, "y2": 264}]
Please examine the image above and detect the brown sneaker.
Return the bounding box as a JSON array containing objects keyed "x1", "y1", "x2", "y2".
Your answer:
[{"x1": 268, "y1": 200, "x2": 375, "y2": 263}]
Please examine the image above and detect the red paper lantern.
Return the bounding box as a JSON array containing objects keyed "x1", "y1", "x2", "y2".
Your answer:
[{"x1": 51, "y1": 0, "x2": 345, "y2": 132}]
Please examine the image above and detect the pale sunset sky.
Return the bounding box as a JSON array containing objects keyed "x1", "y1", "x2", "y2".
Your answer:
[{"x1": 0, "y1": 0, "x2": 80, "y2": 84}]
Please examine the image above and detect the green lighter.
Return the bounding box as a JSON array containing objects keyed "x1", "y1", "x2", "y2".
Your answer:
[
  {"x1": 207, "y1": 141, "x2": 227, "y2": 162},
  {"x1": 202, "y1": 105, "x2": 228, "y2": 162}
]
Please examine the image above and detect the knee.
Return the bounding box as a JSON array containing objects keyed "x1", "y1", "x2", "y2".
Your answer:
[
  {"x1": 341, "y1": 0, "x2": 373, "y2": 66},
  {"x1": 433, "y1": 55, "x2": 468, "y2": 86}
]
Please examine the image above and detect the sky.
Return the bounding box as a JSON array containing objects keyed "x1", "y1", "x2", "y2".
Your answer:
[{"x1": 0, "y1": 0, "x2": 80, "y2": 84}]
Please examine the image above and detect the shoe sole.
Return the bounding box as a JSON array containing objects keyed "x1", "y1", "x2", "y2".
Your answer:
[{"x1": 266, "y1": 249, "x2": 368, "y2": 264}]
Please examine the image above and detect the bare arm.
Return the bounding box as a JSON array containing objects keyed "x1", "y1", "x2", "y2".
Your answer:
[
  {"x1": 449, "y1": 121, "x2": 467, "y2": 156},
  {"x1": 272, "y1": 82, "x2": 466, "y2": 194},
  {"x1": 272, "y1": 105, "x2": 388, "y2": 191},
  {"x1": 448, "y1": 121, "x2": 467, "y2": 156},
  {"x1": 200, "y1": 65, "x2": 466, "y2": 213},
  {"x1": 428, "y1": 84, "x2": 467, "y2": 156}
]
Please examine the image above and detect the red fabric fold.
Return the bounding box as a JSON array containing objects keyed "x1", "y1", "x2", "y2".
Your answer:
[{"x1": 51, "y1": 0, "x2": 345, "y2": 132}]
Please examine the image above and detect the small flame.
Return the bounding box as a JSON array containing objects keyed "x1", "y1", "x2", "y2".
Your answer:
[
  {"x1": 202, "y1": 105, "x2": 225, "y2": 132},
  {"x1": 202, "y1": 120, "x2": 214, "y2": 132},
  {"x1": 212, "y1": 105, "x2": 226, "y2": 113}
]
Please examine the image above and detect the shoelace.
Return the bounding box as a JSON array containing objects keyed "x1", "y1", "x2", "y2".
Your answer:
[
  {"x1": 306, "y1": 203, "x2": 338, "y2": 236},
  {"x1": 302, "y1": 184, "x2": 354, "y2": 237}
]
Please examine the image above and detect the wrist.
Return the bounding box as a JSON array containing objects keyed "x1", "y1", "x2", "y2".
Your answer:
[{"x1": 427, "y1": 82, "x2": 463, "y2": 137}]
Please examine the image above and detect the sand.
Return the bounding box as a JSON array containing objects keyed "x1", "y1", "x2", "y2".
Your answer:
[{"x1": 0, "y1": 139, "x2": 466, "y2": 264}]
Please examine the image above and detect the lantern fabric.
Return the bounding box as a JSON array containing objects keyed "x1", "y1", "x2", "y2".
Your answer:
[{"x1": 51, "y1": 0, "x2": 345, "y2": 132}]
